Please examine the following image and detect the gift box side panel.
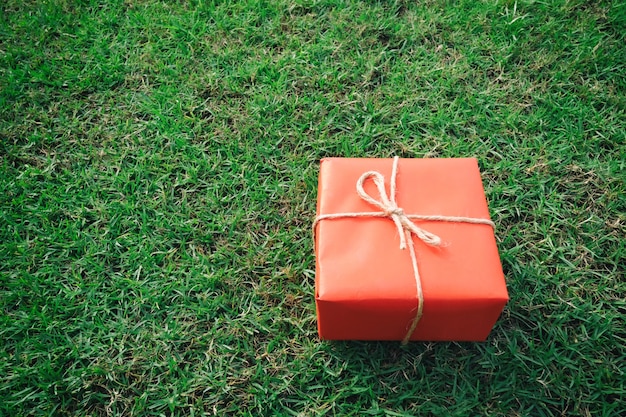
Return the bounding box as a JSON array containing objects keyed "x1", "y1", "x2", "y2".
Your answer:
[
  {"x1": 316, "y1": 296, "x2": 507, "y2": 341},
  {"x1": 316, "y1": 298, "x2": 419, "y2": 341},
  {"x1": 410, "y1": 296, "x2": 509, "y2": 341}
]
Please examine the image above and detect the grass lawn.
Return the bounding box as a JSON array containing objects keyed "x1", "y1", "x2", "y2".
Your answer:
[{"x1": 1, "y1": 0, "x2": 625, "y2": 415}]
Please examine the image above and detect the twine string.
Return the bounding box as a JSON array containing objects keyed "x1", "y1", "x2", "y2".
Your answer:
[{"x1": 313, "y1": 156, "x2": 495, "y2": 345}]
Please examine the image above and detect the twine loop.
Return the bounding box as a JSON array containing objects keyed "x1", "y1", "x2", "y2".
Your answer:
[{"x1": 314, "y1": 156, "x2": 495, "y2": 345}]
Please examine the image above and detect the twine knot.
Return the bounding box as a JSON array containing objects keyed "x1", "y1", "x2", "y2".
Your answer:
[{"x1": 385, "y1": 207, "x2": 403, "y2": 216}]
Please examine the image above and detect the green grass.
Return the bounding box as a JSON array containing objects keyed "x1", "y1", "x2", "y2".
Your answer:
[{"x1": 1, "y1": 0, "x2": 624, "y2": 415}]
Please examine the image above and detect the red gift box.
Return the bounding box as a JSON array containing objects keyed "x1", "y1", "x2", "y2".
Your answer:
[{"x1": 313, "y1": 157, "x2": 509, "y2": 342}]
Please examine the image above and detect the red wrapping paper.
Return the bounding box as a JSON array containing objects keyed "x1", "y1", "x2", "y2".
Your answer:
[{"x1": 314, "y1": 157, "x2": 509, "y2": 341}]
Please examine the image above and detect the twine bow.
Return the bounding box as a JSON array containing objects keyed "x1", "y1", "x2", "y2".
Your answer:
[
  {"x1": 356, "y1": 168, "x2": 441, "y2": 250},
  {"x1": 314, "y1": 156, "x2": 495, "y2": 345}
]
